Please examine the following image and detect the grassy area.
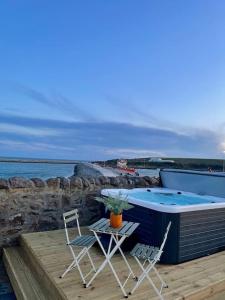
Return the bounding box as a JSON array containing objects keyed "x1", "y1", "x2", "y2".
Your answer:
[{"x1": 95, "y1": 158, "x2": 225, "y2": 171}]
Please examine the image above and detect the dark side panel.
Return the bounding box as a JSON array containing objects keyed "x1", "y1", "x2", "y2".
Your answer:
[{"x1": 179, "y1": 208, "x2": 225, "y2": 262}]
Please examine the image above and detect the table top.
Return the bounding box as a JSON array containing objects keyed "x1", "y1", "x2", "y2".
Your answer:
[{"x1": 89, "y1": 218, "x2": 139, "y2": 237}]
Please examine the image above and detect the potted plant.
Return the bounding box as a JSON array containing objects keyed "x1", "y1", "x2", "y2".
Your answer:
[{"x1": 95, "y1": 192, "x2": 134, "y2": 228}]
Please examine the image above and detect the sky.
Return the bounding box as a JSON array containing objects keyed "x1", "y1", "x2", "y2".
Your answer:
[{"x1": 1, "y1": 1, "x2": 225, "y2": 160}]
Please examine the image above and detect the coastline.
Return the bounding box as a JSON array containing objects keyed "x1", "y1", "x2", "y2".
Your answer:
[{"x1": 0, "y1": 157, "x2": 82, "y2": 164}]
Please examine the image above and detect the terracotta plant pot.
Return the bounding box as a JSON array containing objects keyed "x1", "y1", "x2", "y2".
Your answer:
[{"x1": 110, "y1": 212, "x2": 122, "y2": 228}]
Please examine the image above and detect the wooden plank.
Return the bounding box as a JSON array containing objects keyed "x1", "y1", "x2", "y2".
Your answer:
[
  {"x1": 13, "y1": 227, "x2": 225, "y2": 300},
  {"x1": 20, "y1": 235, "x2": 67, "y2": 300},
  {"x1": 3, "y1": 247, "x2": 48, "y2": 300}
]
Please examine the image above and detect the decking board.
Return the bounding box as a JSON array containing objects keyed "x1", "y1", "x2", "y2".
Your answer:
[
  {"x1": 10, "y1": 228, "x2": 225, "y2": 300},
  {"x1": 3, "y1": 247, "x2": 48, "y2": 300}
]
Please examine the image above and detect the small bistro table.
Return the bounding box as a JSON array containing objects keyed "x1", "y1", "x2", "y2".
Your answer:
[{"x1": 86, "y1": 218, "x2": 139, "y2": 298}]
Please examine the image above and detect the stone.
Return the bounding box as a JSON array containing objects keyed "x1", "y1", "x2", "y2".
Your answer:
[
  {"x1": 9, "y1": 177, "x2": 34, "y2": 188},
  {"x1": 86, "y1": 177, "x2": 96, "y2": 185},
  {"x1": 9, "y1": 213, "x2": 24, "y2": 225},
  {"x1": 98, "y1": 176, "x2": 110, "y2": 185},
  {"x1": 70, "y1": 176, "x2": 83, "y2": 189},
  {"x1": 81, "y1": 177, "x2": 91, "y2": 188},
  {"x1": 0, "y1": 174, "x2": 159, "y2": 252},
  {"x1": 109, "y1": 177, "x2": 120, "y2": 186},
  {"x1": 46, "y1": 178, "x2": 60, "y2": 188},
  {"x1": 31, "y1": 178, "x2": 46, "y2": 188},
  {"x1": 30, "y1": 203, "x2": 42, "y2": 210},
  {"x1": 94, "y1": 177, "x2": 101, "y2": 185},
  {"x1": 143, "y1": 176, "x2": 153, "y2": 184},
  {"x1": 134, "y1": 177, "x2": 148, "y2": 187},
  {"x1": 117, "y1": 176, "x2": 128, "y2": 186},
  {"x1": 59, "y1": 177, "x2": 70, "y2": 189},
  {"x1": 62, "y1": 195, "x2": 71, "y2": 206},
  {"x1": 126, "y1": 177, "x2": 135, "y2": 185},
  {"x1": 74, "y1": 162, "x2": 118, "y2": 177},
  {"x1": 151, "y1": 177, "x2": 161, "y2": 186},
  {"x1": 85, "y1": 193, "x2": 100, "y2": 207},
  {"x1": 0, "y1": 178, "x2": 9, "y2": 189}
]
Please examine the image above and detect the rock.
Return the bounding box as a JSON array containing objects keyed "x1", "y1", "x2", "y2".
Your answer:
[
  {"x1": 81, "y1": 177, "x2": 91, "y2": 188},
  {"x1": 30, "y1": 203, "x2": 41, "y2": 210},
  {"x1": 98, "y1": 176, "x2": 111, "y2": 185},
  {"x1": 62, "y1": 195, "x2": 71, "y2": 206},
  {"x1": 0, "y1": 172, "x2": 160, "y2": 252},
  {"x1": 117, "y1": 176, "x2": 128, "y2": 186},
  {"x1": 85, "y1": 193, "x2": 99, "y2": 207},
  {"x1": 133, "y1": 177, "x2": 147, "y2": 187},
  {"x1": 143, "y1": 176, "x2": 153, "y2": 184},
  {"x1": 9, "y1": 177, "x2": 34, "y2": 188},
  {"x1": 151, "y1": 177, "x2": 161, "y2": 186},
  {"x1": 70, "y1": 176, "x2": 83, "y2": 189},
  {"x1": 126, "y1": 177, "x2": 135, "y2": 185},
  {"x1": 31, "y1": 178, "x2": 46, "y2": 188},
  {"x1": 109, "y1": 177, "x2": 121, "y2": 186},
  {"x1": 74, "y1": 162, "x2": 118, "y2": 177},
  {"x1": 94, "y1": 177, "x2": 101, "y2": 185},
  {"x1": 46, "y1": 178, "x2": 60, "y2": 189},
  {"x1": 9, "y1": 213, "x2": 24, "y2": 225},
  {"x1": 86, "y1": 177, "x2": 96, "y2": 185},
  {"x1": 0, "y1": 178, "x2": 9, "y2": 189},
  {"x1": 59, "y1": 177, "x2": 70, "y2": 189}
]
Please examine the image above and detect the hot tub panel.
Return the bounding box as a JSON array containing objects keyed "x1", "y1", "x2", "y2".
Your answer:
[{"x1": 123, "y1": 205, "x2": 225, "y2": 264}]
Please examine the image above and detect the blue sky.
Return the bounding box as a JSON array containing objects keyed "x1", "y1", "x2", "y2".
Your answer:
[{"x1": 1, "y1": 1, "x2": 225, "y2": 160}]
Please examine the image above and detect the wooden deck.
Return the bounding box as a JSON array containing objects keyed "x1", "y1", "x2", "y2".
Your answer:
[{"x1": 4, "y1": 227, "x2": 225, "y2": 300}]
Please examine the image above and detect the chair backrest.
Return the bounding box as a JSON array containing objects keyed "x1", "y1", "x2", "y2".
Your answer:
[
  {"x1": 158, "y1": 221, "x2": 172, "y2": 257},
  {"x1": 63, "y1": 209, "x2": 81, "y2": 244}
]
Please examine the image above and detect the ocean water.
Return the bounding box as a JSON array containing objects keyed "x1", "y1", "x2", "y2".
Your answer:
[
  {"x1": 0, "y1": 160, "x2": 159, "y2": 179},
  {"x1": 0, "y1": 162, "x2": 75, "y2": 179}
]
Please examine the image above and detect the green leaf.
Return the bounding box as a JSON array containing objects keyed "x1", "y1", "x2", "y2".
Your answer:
[{"x1": 95, "y1": 192, "x2": 134, "y2": 214}]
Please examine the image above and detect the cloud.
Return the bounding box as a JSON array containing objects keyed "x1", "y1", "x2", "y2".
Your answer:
[
  {"x1": 0, "y1": 111, "x2": 222, "y2": 160},
  {"x1": 104, "y1": 148, "x2": 166, "y2": 158},
  {"x1": 12, "y1": 83, "x2": 95, "y2": 121},
  {"x1": 0, "y1": 140, "x2": 75, "y2": 153},
  {"x1": 0, "y1": 123, "x2": 60, "y2": 137},
  {"x1": 104, "y1": 94, "x2": 189, "y2": 135}
]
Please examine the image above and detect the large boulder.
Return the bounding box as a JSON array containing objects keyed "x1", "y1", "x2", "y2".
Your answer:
[
  {"x1": 0, "y1": 179, "x2": 9, "y2": 189},
  {"x1": 9, "y1": 177, "x2": 34, "y2": 188},
  {"x1": 74, "y1": 162, "x2": 118, "y2": 177}
]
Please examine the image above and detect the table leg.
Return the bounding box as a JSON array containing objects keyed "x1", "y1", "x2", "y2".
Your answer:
[
  {"x1": 86, "y1": 232, "x2": 128, "y2": 297},
  {"x1": 113, "y1": 235, "x2": 136, "y2": 279}
]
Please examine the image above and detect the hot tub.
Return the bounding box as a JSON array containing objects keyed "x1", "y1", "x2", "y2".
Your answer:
[{"x1": 101, "y1": 187, "x2": 225, "y2": 264}]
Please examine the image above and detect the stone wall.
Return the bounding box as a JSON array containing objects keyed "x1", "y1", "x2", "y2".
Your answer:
[{"x1": 0, "y1": 175, "x2": 160, "y2": 254}]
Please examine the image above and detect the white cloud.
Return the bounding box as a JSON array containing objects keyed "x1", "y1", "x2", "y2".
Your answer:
[
  {"x1": 0, "y1": 123, "x2": 60, "y2": 137},
  {"x1": 104, "y1": 148, "x2": 165, "y2": 158},
  {"x1": 33, "y1": 143, "x2": 74, "y2": 152},
  {"x1": 0, "y1": 140, "x2": 74, "y2": 152}
]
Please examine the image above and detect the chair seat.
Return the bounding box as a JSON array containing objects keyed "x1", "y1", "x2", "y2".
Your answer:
[
  {"x1": 130, "y1": 243, "x2": 160, "y2": 260},
  {"x1": 69, "y1": 235, "x2": 96, "y2": 247}
]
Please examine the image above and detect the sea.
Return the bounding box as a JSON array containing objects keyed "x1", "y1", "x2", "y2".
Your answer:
[{"x1": 0, "y1": 159, "x2": 159, "y2": 179}]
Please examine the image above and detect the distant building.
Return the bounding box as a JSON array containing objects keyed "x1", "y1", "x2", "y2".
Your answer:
[{"x1": 149, "y1": 157, "x2": 175, "y2": 163}]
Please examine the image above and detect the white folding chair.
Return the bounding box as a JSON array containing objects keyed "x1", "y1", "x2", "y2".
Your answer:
[
  {"x1": 128, "y1": 222, "x2": 172, "y2": 299},
  {"x1": 60, "y1": 209, "x2": 97, "y2": 286}
]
